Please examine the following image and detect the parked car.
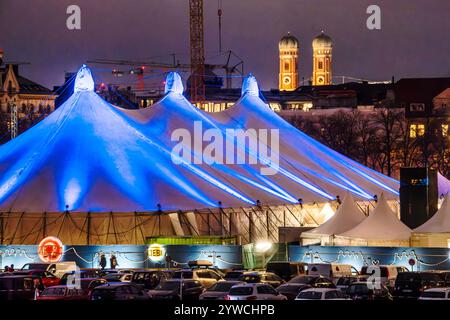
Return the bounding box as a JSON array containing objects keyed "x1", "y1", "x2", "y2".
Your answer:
[
  {"x1": 266, "y1": 262, "x2": 307, "y2": 281},
  {"x1": 172, "y1": 269, "x2": 222, "y2": 288},
  {"x1": 60, "y1": 270, "x2": 101, "y2": 285},
  {"x1": 21, "y1": 262, "x2": 77, "y2": 278},
  {"x1": 295, "y1": 288, "x2": 349, "y2": 300},
  {"x1": 359, "y1": 265, "x2": 401, "y2": 288},
  {"x1": 148, "y1": 279, "x2": 204, "y2": 300},
  {"x1": 346, "y1": 281, "x2": 392, "y2": 300},
  {"x1": 37, "y1": 285, "x2": 91, "y2": 301},
  {"x1": 13, "y1": 270, "x2": 60, "y2": 287},
  {"x1": 288, "y1": 275, "x2": 336, "y2": 288},
  {"x1": 276, "y1": 283, "x2": 311, "y2": 300},
  {"x1": 91, "y1": 283, "x2": 149, "y2": 300},
  {"x1": 131, "y1": 270, "x2": 170, "y2": 290},
  {"x1": 238, "y1": 272, "x2": 284, "y2": 288},
  {"x1": 393, "y1": 272, "x2": 445, "y2": 299},
  {"x1": 432, "y1": 270, "x2": 450, "y2": 286},
  {"x1": 336, "y1": 276, "x2": 360, "y2": 292},
  {"x1": 307, "y1": 263, "x2": 355, "y2": 283},
  {"x1": 103, "y1": 273, "x2": 133, "y2": 283},
  {"x1": 419, "y1": 288, "x2": 450, "y2": 300},
  {"x1": 0, "y1": 275, "x2": 43, "y2": 300},
  {"x1": 226, "y1": 283, "x2": 287, "y2": 300},
  {"x1": 199, "y1": 280, "x2": 244, "y2": 300},
  {"x1": 224, "y1": 271, "x2": 245, "y2": 281}
]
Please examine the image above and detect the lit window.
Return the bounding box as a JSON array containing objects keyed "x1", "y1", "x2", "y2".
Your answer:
[
  {"x1": 284, "y1": 62, "x2": 289, "y2": 71},
  {"x1": 409, "y1": 124, "x2": 417, "y2": 138},
  {"x1": 417, "y1": 124, "x2": 425, "y2": 136},
  {"x1": 318, "y1": 61, "x2": 323, "y2": 69},
  {"x1": 410, "y1": 103, "x2": 425, "y2": 112},
  {"x1": 442, "y1": 124, "x2": 449, "y2": 137}
]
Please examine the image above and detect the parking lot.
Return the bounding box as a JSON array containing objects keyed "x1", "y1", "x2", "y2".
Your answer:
[{"x1": 1, "y1": 260, "x2": 450, "y2": 301}]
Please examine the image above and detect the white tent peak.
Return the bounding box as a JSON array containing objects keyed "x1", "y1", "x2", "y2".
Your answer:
[
  {"x1": 241, "y1": 73, "x2": 259, "y2": 97},
  {"x1": 338, "y1": 192, "x2": 411, "y2": 240},
  {"x1": 164, "y1": 72, "x2": 184, "y2": 95},
  {"x1": 74, "y1": 64, "x2": 95, "y2": 93},
  {"x1": 414, "y1": 194, "x2": 450, "y2": 233},
  {"x1": 438, "y1": 172, "x2": 450, "y2": 196},
  {"x1": 302, "y1": 191, "x2": 366, "y2": 236}
]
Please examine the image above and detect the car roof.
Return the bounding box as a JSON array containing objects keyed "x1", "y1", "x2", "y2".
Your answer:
[
  {"x1": 301, "y1": 288, "x2": 337, "y2": 293},
  {"x1": 424, "y1": 288, "x2": 450, "y2": 293},
  {"x1": 231, "y1": 283, "x2": 270, "y2": 288}
]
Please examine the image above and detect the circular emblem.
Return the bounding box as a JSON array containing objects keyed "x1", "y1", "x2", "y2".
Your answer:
[
  {"x1": 317, "y1": 76, "x2": 324, "y2": 84},
  {"x1": 148, "y1": 244, "x2": 165, "y2": 262},
  {"x1": 38, "y1": 236, "x2": 64, "y2": 263},
  {"x1": 408, "y1": 258, "x2": 416, "y2": 266}
]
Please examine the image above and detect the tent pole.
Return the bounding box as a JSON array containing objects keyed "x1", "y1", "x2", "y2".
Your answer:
[
  {"x1": 42, "y1": 212, "x2": 47, "y2": 239},
  {"x1": 0, "y1": 212, "x2": 3, "y2": 245},
  {"x1": 87, "y1": 212, "x2": 91, "y2": 245}
]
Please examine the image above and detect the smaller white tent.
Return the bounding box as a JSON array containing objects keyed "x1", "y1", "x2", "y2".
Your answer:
[
  {"x1": 411, "y1": 195, "x2": 450, "y2": 248},
  {"x1": 414, "y1": 195, "x2": 450, "y2": 233},
  {"x1": 334, "y1": 193, "x2": 411, "y2": 246},
  {"x1": 301, "y1": 192, "x2": 366, "y2": 245},
  {"x1": 438, "y1": 173, "x2": 450, "y2": 196}
]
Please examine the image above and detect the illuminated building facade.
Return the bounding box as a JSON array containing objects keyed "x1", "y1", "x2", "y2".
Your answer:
[
  {"x1": 278, "y1": 32, "x2": 299, "y2": 91},
  {"x1": 312, "y1": 31, "x2": 333, "y2": 86}
]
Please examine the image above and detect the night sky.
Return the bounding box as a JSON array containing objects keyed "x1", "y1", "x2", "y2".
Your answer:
[{"x1": 0, "y1": 0, "x2": 449, "y2": 90}]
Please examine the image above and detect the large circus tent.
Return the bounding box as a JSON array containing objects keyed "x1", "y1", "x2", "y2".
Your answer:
[{"x1": 0, "y1": 66, "x2": 399, "y2": 245}]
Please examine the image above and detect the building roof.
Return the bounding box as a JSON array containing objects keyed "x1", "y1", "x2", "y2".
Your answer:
[{"x1": 0, "y1": 65, "x2": 53, "y2": 95}]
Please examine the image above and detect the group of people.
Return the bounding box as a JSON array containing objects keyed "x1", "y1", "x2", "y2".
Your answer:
[
  {"x1": 99, "y1": 252, "x2": 118, "y2": 270},
  {"x1": 3, "y1": 264, "x2": 14, "y2": 272}
]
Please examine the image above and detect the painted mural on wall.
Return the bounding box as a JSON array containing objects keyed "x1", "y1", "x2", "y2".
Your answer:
[{"x1": 0, "y1": 244, "x2": 243, "y2": 270}]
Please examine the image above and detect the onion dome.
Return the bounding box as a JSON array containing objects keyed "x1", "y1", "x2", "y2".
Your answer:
[{"x1": 279, "y1": 32, "x2": 299, "y2": 49}]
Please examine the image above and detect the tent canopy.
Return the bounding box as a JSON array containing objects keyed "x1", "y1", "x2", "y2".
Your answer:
[
  {"x1": 338, "y1": 193, "x2": 411, "y2": 241},
  {"x1": 0, "y1": 66, "x2": 399, "y2": 213},
  {"x1": 301, "y1": 192, "x2": 366, "y2": 237},
  {"x1": 414, "y1": 194, "x2": 450, "y2": 233},
  {"x1": 438, "y1": 173, "x2": 450, "y2": 196}
]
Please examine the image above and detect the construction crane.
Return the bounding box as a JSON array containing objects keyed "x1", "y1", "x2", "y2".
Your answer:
[{"x1": 189, "y1": 0, "x2": 206, "y2": 103}]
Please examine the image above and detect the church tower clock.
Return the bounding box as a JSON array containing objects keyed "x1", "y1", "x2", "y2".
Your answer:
[
  {"x1": 278, "y1": 33, "x2": 299, "y2": 91},
  {"x1": 312, "y1": 31, "x2": 333, "y2": 86}
]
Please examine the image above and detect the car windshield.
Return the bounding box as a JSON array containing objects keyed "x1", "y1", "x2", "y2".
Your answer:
[
  {"x1": 173, "y1": 271, "x2": 193, "y2": 279},
  {"x1": 289, "y1": 276, "x2": 315, "y2": 284},
  {"x1": 297, "y1": 291, "x2": 322, "y2": 300},
  {"x1": 229, "y1": 286, "x2": 253, "y2": 296},
  {"x1": 348, "y1": 284, "x2": 369, "y2": 294},
  {"x1": 278, "y1": 285, "x2": 302, "y2": 293},
  {"x1": 207, "y1": 282, "x2": 236, "y2": 292},
  {"x1": 21, "y1": 264, "x2": 48, "y2": 271},
  {"x1": 224, "y1": 272, "x2": 242, "y2": 280},
  {"x1": 421, "y1": 291, "x2": 446, "y2": 299},
  {"x1": 337, "y1": 278, "x2": 354, "y2": 286},
  {"x1": 156, "y1": 281, "x2": 180, "y2": 291},
  {"x1": 105, "y1": 274, "x2": 122, "y2": 281}
]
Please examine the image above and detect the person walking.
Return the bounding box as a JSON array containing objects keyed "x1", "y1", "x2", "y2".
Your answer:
[{"x1": 110, "y1": 254, "x2": 118, "y2": 269}]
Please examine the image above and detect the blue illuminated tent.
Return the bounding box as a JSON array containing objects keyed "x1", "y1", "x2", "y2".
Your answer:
[
  {"x1": 0, "y1": 66, "x2": 399, "y2": 214},
  {"x1": 0, "y1": 65, "x2": 402, "y2": 244}
]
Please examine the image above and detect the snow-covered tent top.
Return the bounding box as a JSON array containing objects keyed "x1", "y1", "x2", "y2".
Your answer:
[
  {"x1": 301, "y1": 192, "x2": 366, "y2": 237},
  {"x1": 438, "y1": 173, "x2": 450, "y2": 196},
  {"x1": 338, "y1": 193, "x2": 411, "y2": 241},
  {"x1": 414, "y1": 194, "x2": 450, "y2": 233},
  {"x1": 0, "y1": 66, "x2": 399, "y2": 213}
]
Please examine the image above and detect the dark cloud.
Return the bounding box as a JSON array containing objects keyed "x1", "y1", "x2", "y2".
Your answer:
[{"x1": 0, "y1": 0, "x2": 449, "y2": 89}]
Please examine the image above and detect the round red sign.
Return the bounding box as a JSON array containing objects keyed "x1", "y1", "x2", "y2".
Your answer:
[
  {"x1": 38, "y1": 236, "x2": 64, "y2": 263},
  {"x1": 408, "y1": 258, "x2": 416, "y2": 266}
]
